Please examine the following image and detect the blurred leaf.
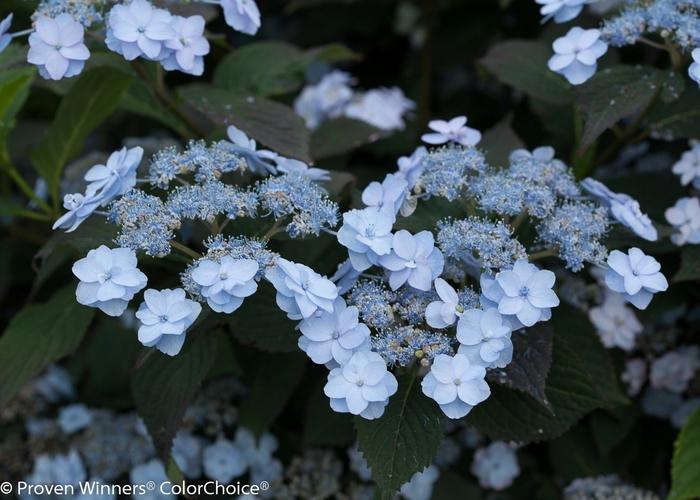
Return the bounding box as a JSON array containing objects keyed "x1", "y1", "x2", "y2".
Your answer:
[
  {"x1": 0, "y1": 286, "x2": 94, "y2": 404},
  {"x1": 432, "y1": 471, "x2": 483, "y2": 500},
  {"x1": 669, "y1": 409, "x2": 700, "y2": 500},
  {"x1": 303, "y1": 377, "x2": 355, "y2": 446},
  {"x1": 355, "y1": 374, "x2": 442, "y2": 499},
  {"x1": 394, "y1": 197, "x2": 467, "y2": 233},
  {"x1": 0, "y1": 66, "x2": 35, "y2": 162},
  {"x1": 121, "y1": 80, "x2": 191, "y2": 138},
  {"x1": 30, "y1": 67, "x2": 133, "y2": 201},
  {"x1": 238, "y1": 352, "x2": 306, "y2": 435},
  {"x1": 589, "y1": 405, "x2": 640, "y2": 456},
  {"x1": 479, "y1": 40, "x2": 572, "y2": 106},
  {"x1": 548, "y1": 422, "x2": 613, "y2": 480},
  {"x1": 480, "y1": 114, "x2": 524, "y2": 168},
  {"x1": 310, "y1": 117, "x2": 383, "y2": 160},
  {"x1": 35, "y1": 217, "x2": 117, "y2": 265},
  {"x1": 487, "y1": 322, "x2": 554, "y2": 413},
  {"x1": 674, "y1": 246, "x2": 700, "y2": 283},
  {"x1": 647, "y1": 88, "x2": 700, "y2": 140},
  {"x1": 180, "y1": 84, "x2": 311, "y2": 161},
  {"x1": 132, "y1": 331, "x2": 218, "y2": 461}
]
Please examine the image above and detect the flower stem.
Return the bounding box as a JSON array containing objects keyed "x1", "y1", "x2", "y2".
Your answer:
[{"x1": 169, "y1": 240, "x2": 202, "y2": 259}]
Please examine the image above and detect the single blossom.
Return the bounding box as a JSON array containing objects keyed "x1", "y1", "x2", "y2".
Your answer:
[
  {"x1": 294, "y1": 70, "x2": 355, "y2": 129},
  {"x1": 421, "y1": 116, "x2": 481, "y2": 147},
  {"x1": 0, "y1": 13, "x2": 13, "y2": 53},
  {"x1": 191, "y1": 257, "x2": 258, "y2": 313},
  {"x1": 425, "y1": 278, "x2": 464, "y2": 329},
  {"x1": 344, "y1": 87, "x2": 414, "y2": 131},
  {"x1": 52, "y1": 192, "x2": 102, "y2": 232},
  {"x1": 536, "y1": 0, "x2": 589, "y2": 23},
  {"x1": 106, "y1": 0, "x2": 174, "y2": 61},
  {"x1": 84, "y1": 146, "x2": 143, "y2": 202},
  {"x1": 324, "y1": 351, "x2": 398, "y2": 419},
  {"x1": 298, "y1": 298, "x2": 371, "y2": 366},
  {"x1": 665, "y1": 197, "x2": 700, "y2": 246},
  {"x1": 361, "y1": 173, "x2": 408, "y2": 215},
  {"x1": 337, "y1": 206, "x2": 395, "y2": 272},
  {"x1": 162, "y1": 15, "x2": 210, "y2": 76},
  {"x1": 672, "y1": 142, "x2": 700, "y2": 188},
  {"x1": 396, "y1": 146, "x2": 427, "y2": 189},
  {"x1": 72, "y1": 246, "x2": 147, "y2": 316},
  {"x1": 221, "y1": 0, "x2": 261, "y2": 35},
  {"x1": 135, "y1": 288, "x2": 201, "y2": 356},
  {"x1": 274, "y1": 156, "x2": 331, "y2": 182},
  {"x1": 588, "y1": 292, "x2": 642, "y2": 351},
  {"x1": 457, "y1": 308, "x2": 513, "y2": 369},
  {"x1": 622, "y1": 358, "x2": 647, "y2": 397},
  {"x1": 650, "y1": 346, "x2": 700, "y2": 394},
  {"x1": 605, "y1": 248, "x2": 668, "y2": 310},
  {"x1": 548, "y1": 27, "x2": 607, "y2": 85},
  {"x1": 471, "y1": 442, "x2": 520, "y2": 491},
  {"x1": 421, "y1": 353, "x2": 491, "y2": 419},
  {"x1": 266, "y1": 258, "x2": 338, "y2": 320},
  {"x1": 582, "y1": 177, "x2": 657, "y2": 241},
  {"x1": 226, "y1": 125, "x2": 277, "y2": 175},
  {"x1": 379, "y1": 230, "x2": 445, "y2": 291},
  {"x1": 28, "y1": 14, "x2": 90, "y2": 80},
  {"x1": 203, "y1": 438, "x2": 247, "y2": 484},
  {"x1": 689, "y1": 48, "x2": 700, "y2": 87}
]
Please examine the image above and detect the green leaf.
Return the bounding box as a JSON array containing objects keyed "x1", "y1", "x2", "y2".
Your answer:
[
  {"x1": 574, "y1": 66, "x2": 672, "y2": 149},
  {"x1": 180, "y1": 84, "x2": 311, "y2": 162},
  {"x1": 35, "y1": 217, "x2": 118, "y2": 265},
  {"x1": 132, "y1": 331, "x2": 218, "y2": 461},
  {"x1": 674, "y1": 246, "x2": 700, "y2": 283},
  {"x1": 121, "y1": 80, "x2": 191, "y2": 138},
  {"x1": 394, "y1": 197, "x2": 467, "y2": 234},
  {"x1": 0, "y1": 66, "x2": 35, "y2": 161},
  {"x1": 669, "y1": 409, "x2": 700, "y2": 500},
  {"x1": 355, "y1": 374, "x2": 442, "y2": 499},
  {"x1": 238, "y1": 352, "x2": 306, "y2": 435},
  {"x1": 310, "y1": 117, "x2": 383, "y2": 160},
  {"x1": 479, "y1": 40, "x2": 572, "y2": 106},
  {"x1": 230, "y1": 284, "x2": 299, "y2": 352},
  {"x1": 480, "y1": 114, "x2": 525, "y2": 168},
  {"x1": 303, "y1": 378, "x2": 355, "y2": 447},
  {"x1": 0, "y1": 286, "x2": 95, "y2": 404},
  {"x1": 31, "y1": 67, "x2": 133, "y2": 201},
  {"x1": 647, "y1": 87, "x2": 700, "y2": 140}
]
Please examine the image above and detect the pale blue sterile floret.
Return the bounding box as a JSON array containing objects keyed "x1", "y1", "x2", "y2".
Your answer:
[
  {"x1": 330, "y1": 259, "x2": 361, "y2": 295},
  {"x1": 85, "y1": 146, "x2": 143, "y2": 202},
  {"x1": 379, "y1": 230, "x2": 445, "y2": 291},
  {"x1": 457, "y1": 308, "x2": 513, "y2": 369},
  {"x1": 536, "y1": 0, "x2": 590, "y2": 23},
  {"x1": 28, "y1": 14, "x2": 90, "y2": 80},
  {"x1": 106, "y1": 0, "x2": 174, "y2": 61},
  {"x1": 337, "y1": 205, "x2": 395, "y2": 272},
  {"x1": 396, "y1": 146, "x2": 428, "y2": 189},
  {"x1": 233, "y1": 427, "x2": 283, "y2": 484},
  {"x1": 690, "y1": 49, "x2": 700, "y2": 87},
  {"x1": 202, "y1": 438, "x2": 246, "y2": 484},
  {"x1": 672, "y1": 142, "x2": 700, "y2": 188},
  {"x1": 257, "y1": 171, "x2": 339, "y2": 238},
  {"x1": 582, "y1": 177, "x2": 658, "y2": 241},
  {"x1": 548, "y1": 27, "x2": 608, "y2": 85},
  {"x1": 266, "y1": 258, "x2": 338, "y2": 320},
  {"x1": 372, "y1": 326, "x2": 454, "y2": 367},
  {"x1": 298, "y1": 297, "x2": 371, "y2": 366},
  {"x1": 343, "y1": 86, "x2": 414, "y2": 131},
  {"x1": 665, "y1": 197, "x2": 700, "y2": 246},
  {"x1": 162, "y1": 15, "x2": 210, "y2": 76},
  {"x1": 190, "y1": 257, "x2": 258, "y2": 313},
  {"x1": 605, "y1": 247, "x2": 669, "y2": 310},
  {"x1": 471, "y1": 441, "x2": 520, "y2": 491},
  {"x1": 324, "y1": 351, "x2": 398, "y2": 420},
  {"x1": 274, "y1": 156, "x2": 331, "y2": 182},
  {"x1": 347, "y1": 279, "x2": 395, "y2": 329},
  {"x1": 421, "y1": 353, "x2": 491, "y2": 419},
  {"x1": 221, "y1": 0, "x2": 261, "y2": 35},
  {"x1": 52, "y1": 192, "x2": 102, "y2": 232},
  {"x1": 294, "y1": 70, "x2": 355, "y2": 129},
  {"x1": 362, "y1": 173, "x2": 409, "y2": 215},
  {"x1": 135, "y1": 288, "x2": 201, "y2": 356},
  {"x1": 415, "y1": 145, "x2": 487, "y2": 201},
  {"x1": 0, "y1": 13, "x2": 13, "y2": 53},
  {"x1": 72, "y1": 246, "x2": 148, "y2": 317},
  {"x1": 425, "y1": 278, "x2": 464, "y2": 329},
  {"x1": 57, "y1": 404, "x2": 92, "y2": 435},
  {"x1": 421, "y1": 116, "x2": 482, "y2": 147},
  {"x1": 226, "y1": 125, "x2": 277, "y2": 176}
]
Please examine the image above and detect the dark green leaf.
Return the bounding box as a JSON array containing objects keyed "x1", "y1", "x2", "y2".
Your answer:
[
  {"x1": 647, "y1": 87, "x2": 700, "y2": 140},
  {"x1": 394, "y1": 197, "x2": 467, "y2": 233},
  {"x1": 669, "y1": 409, "x2": 700, "y2": 500},
  {"x1": 31, "y1": 67, "x2": 133, "y2": 201},
  {"x1": 180, "y1": 84, "x2": 311, "y2": 162},
  {"x1": 0, "y1": 287, "x2": 94, "y2": 404},
  {"x1": 355, "y1": 374, "x2": 442, "y2": 499},
  {"x1": 0, "y1": 66, "x2": 35, "y2": 162},
  {"x1": 35, "y1": 217, "x2": 117, "y2": 265},
  {"x1": 674, "y1": 246, "x2": 700, "y2": 283},
  {"x1": 303, "y1": 378, "x2": 355, "y2": 446},
  {"x1": 480, "y1": 114, "x2": 525, "y2": 168},
  {"x1": 132, "y1": 331, "x2": 218, "y2": 461},
  {"x1": 548, "y1": 422, "x2": 613, "y2": 481},
  {"x1": 310, "y1": 117, "x2": 383, "y2": 160}
]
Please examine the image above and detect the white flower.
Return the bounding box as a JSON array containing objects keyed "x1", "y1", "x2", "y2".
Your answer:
[
  {"x1": 274, "y1": 156, "x2": 331, "y2": 182},
  {"x1": 344, "y1": 87, "x2": 415, "y2": 131},
  {"x1": 672, "y1": 142, "x2": 700, "y2": 188},
  {"x1": 324, "y1": 351, "x2": 398, "y2": 420},
  {"x1": 396, "y1": 146, "x2": 427, "y2": 189},
  {"x1": 105, "y1": 0, "x2": 174, "y2": 61},
  {"x1": 582, "y1": 177, "x2": 657, "y2": 241},
  {"x1": 162, "y1": 15, "x2": 210, "y2": 76},
  {"x1": 399, "y1": 465, "x2": 440, "y2": 500},
  {"x1": 548, "y1": 27, "x2": 607, "y2": 85},
  {"x1": 361, "y1": 173, "x2": 408, "y2": 215},
  {"x1": 191, "y1": 257, "x2": 259, "y2": 313},
  {"x1": 689, "y1": 48, "x2": 700, "y2": 88},
  {"x1": 665, "y1": 197, "x2": 700, "y2": 246},
  {"x1": 605, "y1": 248, "x2": 668, "y2": 310},
  {"x1": 471, "y1": 442, "x2": 520, "y2": 491},
  {"x1": 135, "y1": 288, "x2": 201, "y2": 356},
  {"x1": 294, "y1": 71, "x2": 355, "y2": 129},
  {"x1": 379, "y1": 230, "x2": 445, "y2": 292},
  {"x1": 650, "y1": 346, "x2": 700, "y2": 393},
  {"x1": 28, "y1": 14, "x2": 90, "y2": 80},
  {"x1": 425, "y1": 278, "x2": 464, "y2": 328},
  {"x1": 421, "y1": 353, "x2": 491, "y2": 419},
  {"x1": 203, "y1": 438, "x2": 247, "y2": 484},
  {"x1": 337, "y1": 205, "x2": 396, "y2": 272},
  {"x1": 588, "y1": 292, "x2": 642, "y2": 351},
  {"x1": 57, "y1": 404, "x2": 92, "y2": 435},
  {"x1": 457, "y1": 308, "x2": 513, "y2": 369},
  {"x1": 621, "y1": 358, "x2": 646, "y2": 397},
  {"x1": 221, "y1": 0, "x2": 261, "y2": 36},
  {"x1": 536, "y1": 0, "x2": 590, "y2": 23},
  {"x1": 421, "y1": 116, "x2": 481, "y2": 147},
  {"x1": 130, "y1": 460, "x2": 173, "y2": 500}
]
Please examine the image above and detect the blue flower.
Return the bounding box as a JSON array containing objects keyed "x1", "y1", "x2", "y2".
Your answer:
[
  {"x1": 421, "y1": 353, "x2": 491, "y2": 419},
  {"x1": 457, "y1": 308, "x2": 513, "y2": 369},
  {"x1": 72, "y1": 246, "x2": 148, "y2": 317},
  {"x1": 266, "y1": 258, "x2": 338, "y2": 320},
  {"x1": 324, "y1": 351, "x2": 398, "y2": 419},
  {"x1": 582, "y1": 177, "x2": 657, "y2": 241},
  {"x1": 203, "y1": 439, "x2": 246, "y2": 484},
  {"x1": 162, "y1": 15, "x2": 210, "y2": 76},
  {"x1": 330, "y1": 259, "x2": 361, "y2": 295},
  {"x1": 106, "y1": 0, "x2": 174, "y2": 61},
  {"x1": 294, "y1": 70, "x2": 355, "y2": 129},
  {"x1": 421, "y1": 116, "x2": 481, "y2": 147},
  {"x1": 190, "y1": 257, "x2": 258, "y2": 313},
  {"x1": 221, "y1": 0, "x2": 261, "y2": 36},
  {"x1": 57, "y1": 404, "x2": 92, "y2": 435},
  {"x1": 605, "y1": 248, "x2": 668, "y2": 310},
  {"x1": 396, "y1": 146, "x2": 427, "y2": 189},
  {"x1": 536, "y1": 0, "x2": 589, "y2": 23},
  {"x1": 337, "y1": 206, "x2": 395, "y2": 271},
  {"x1": 298, "y1": 298, "x2": 371, "y2": 366},
  {"x1": 52, "y1": 192, "x2": 102, "y2": 232},
  {"x1": 28, "y1": 14, "x2": 90, "y2": 80},
  {"x1": 361, "y1": 173, "x2": 408, "y2": 215},
  {"x1": 226, "y1": 125, "x2": 277, "y2": 175},
  {"x1": 84, "y1": 146, "x2": 143, "y2": 202},
  {"x1": 425, "y1": 278, "x2": 463, "y2": 328},
  {"x1": 0, "y1": 14, "x2": 13, "y2": 53},
  {"x1": 344, "y1": 87, "x2": 414, "y2": 131},
  {"x1": 379, "y1": 230, "x2": 444, "y2": 291},
  {"x1": 690, "y1": 49, "x2": 700, "y2": 87},
  {"x1": 135, "y1": 288, "x2": 201, "y2": 356},
  {"x1": 548, "y1": 27, "x2": 607, "y2": 85}
]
